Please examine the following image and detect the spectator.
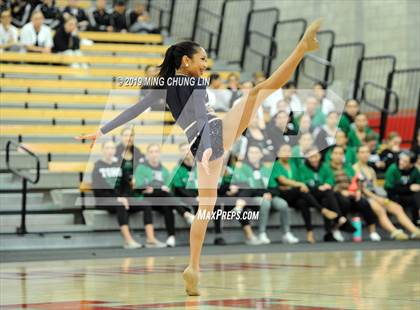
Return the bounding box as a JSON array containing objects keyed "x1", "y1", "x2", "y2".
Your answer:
[
  {"x1": 304, "y1": 95, "x2": 325, "y2": 128},
  {"x1": 0, "y1": 10, "x2": 19, "y2": 52},
  {"x1": 233, "y1": 145, "x2": 299, "y2": 244},
  {"x1": 411, "y1": 129, "x2": 420, "y2": 161},
  {"x1": 379, "y1": 132, "x2": 403, "y2": 171},
  {"x1": 20, "y1": 10, "x2": 52, "y2": 53},
  {"x1": 385, "y1": 151, "x2": 420, "y2": 225},
  {"x1": 267, "y1": 144, "x2": 338, "y2": 243},
  {"x1": 11, "y1": 0, "x2": 31, "y2": 27},
  {"x1": 233, "y1": 81, "x2": 265, "y2": 128},
  {"x1": 324, "y1": 145, "x2": 381, "y2": 241},
  {"x1": 267, "y1": 110, "x2": 298, "y2": 154},
  {"x1": 110, "y1": 0, "x2": 128, "y2": 32},
  {"x1": 34, "y1": 0, "x2": 61, "y2": 29},
  {"x1": 170, "y1": 142, "x2": 225, "y2": 245},
  {"x1": 207, "y1": 72, "x2": 232, "y2": 112},
  {"x1": 92, "y1": 140, "x2": 163, "y2": 249},
  {"x1": 347, "y1": 113, "x2": 378, "y2": 148},
  {"x1": 314, "y1": 111, "x2": 339, "y2": 155},
  {"x1": 87, "y1": 0, "x2": 112, "y2": 32},
  {"x1": 338, "y1": 99, "x2": 360, "y2": 135},
  {"x1": 253, "y1": 71, "x2": 266, "y2": 85},
  {"x1": 297, "y1": 114, "x2": 312, "y2": 134},
  {"x1": 128, "y1": 3, "x2": 159, "y2": 34},
  {"x1": 313, "y1": 81, "x2": 335, "y2": 115},
  {"x1": 354, "y1": 145, "x2": 419, "y2": 239},
  {"x1": 134, "y1": 144, "x2": 195, "y2": 247},
  {"x1": 300, "y1": 147, "x2": 356, "y2": 242},
  {"x1": 227, "y1": 72, "x2": 241, "y2": 106},
  {"x1": 237, "y1": 114, "x2": 275, "y2": 162},
  {"x1": 62, "y1": 0, "x2": 89, "y2": 31},
  {"x1": 283, "y1": 81, "x2": 304, "y2": 117},
  {"x1": 291, "y1": 132, "x2": 314, "y2": 168},
  {"x1": 1, "y1": 0, "x2": 11, "y2": 13},
  {"x1": 324, "y1": 130, "x2": 357, "y2": 165},
  {"x1": 365, "y1": 132, "x2": 385, "y2": 172}
]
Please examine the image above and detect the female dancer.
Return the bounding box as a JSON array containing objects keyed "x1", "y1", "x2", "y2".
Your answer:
[{"x1": 75, "y1": 19, "x2": 322, "y2": 296}]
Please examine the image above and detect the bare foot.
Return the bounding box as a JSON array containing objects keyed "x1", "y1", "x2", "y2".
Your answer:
[
  {"x1": 322, "y1": 208, "x2": 338, "y2": 220},
  {"x1": 183, "y1": 265, "x2": 200, "y2": 296},
  {"x1": 307, "y1": 231, "x2": 316, "y2": 244},
  {"x1": 301, "y1": 18, "x2": 322, "y2": 51}
]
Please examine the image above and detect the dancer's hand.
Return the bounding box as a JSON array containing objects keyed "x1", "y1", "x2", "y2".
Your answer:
[
  {"x1": 117, "y1": 197, "x2": 130, "y2": 210},
  {"x1": 74, "y1": 130, "x2": 103, "y2": 149},
  {"x1": 201, "y1": 148, "x2": 212, "y2": 175},
  {"x1": 302, "y1": 18, "x2": 322, "y2": 52}
]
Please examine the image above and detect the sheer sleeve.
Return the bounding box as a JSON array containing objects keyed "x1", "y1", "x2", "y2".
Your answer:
[
  {"x1": 100, "y1": 89, "x2": 165, "y2": 135},
  {"x1": 192, "y1": 78, "x2": 212, "y2": 152}
]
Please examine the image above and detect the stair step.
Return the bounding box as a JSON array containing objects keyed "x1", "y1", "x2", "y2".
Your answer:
[
  {"x1": 0, "y1": 224, "x2": 92, "y2": 234},
  {"x1": 0, "y1": 214, "x2": 75, "y2": 227}
]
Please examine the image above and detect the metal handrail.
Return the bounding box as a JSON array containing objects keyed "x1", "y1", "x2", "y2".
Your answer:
[
  {"x1": 5, "y1": 140, "x2": 41, "y2": 234},
  {"x1": 361, "y1": 81, "x2": 399, "y2": 115},
  {"x1": 300, "y1": 53, "x2": 335, "y2": 85}
]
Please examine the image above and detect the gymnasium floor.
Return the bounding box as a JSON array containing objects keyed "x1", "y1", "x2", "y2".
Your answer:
[{"x1": 1, "y1": 242, "x2": 419, "y2": 309}]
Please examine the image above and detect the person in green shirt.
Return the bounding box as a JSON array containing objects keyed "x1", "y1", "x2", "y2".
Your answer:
[
  {"x1": 231, "y1": 144, "x2": 299, "y2": 244},
  {"x1": 170, "y1": 142, "x2": 225, "y2": 245},
  {"x1": 291, "y1": 132, "x2": 314, "y2": 168},
  {"x1": 385, "y1": 151, "x2": 420, "y2": 225},
  {"x1": 338, "y1": 99, "x2": 360, "y2": 135},
  {"x1": 324, "y1": 129, "x2": 357, "y2": 165},
  {"x1": 347, "y1": 113, "x2": 379, "y2": 148},
  {"x1": 134, "y1": 143, "x2": 194, "y2": 247},
  {"x1": 304, "y1": 95, "x2": 325, "y2": 128},
  {"x1": 267, "y1": 144, "x2": 338, "y2": 243}
]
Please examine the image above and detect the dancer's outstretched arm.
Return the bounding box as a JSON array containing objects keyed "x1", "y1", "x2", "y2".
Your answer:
[{"x1": 75, "y1": 89, "x2": 164, "y2": 146}]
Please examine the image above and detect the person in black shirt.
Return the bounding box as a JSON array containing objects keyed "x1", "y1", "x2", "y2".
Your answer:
[
  {"x1": 267, "y1": 110, "x2": 298, "y2": 154},
  {"x1": 11, "y1": 0, "x2": 31, "y2": 27},
  {"x1": 34, "y1": 0, "x2": 61, "y2": 29},
  {"x1": 62, "y1": 0, "x2": 89, "y2": 31},
  {"x1": 52, "y1": 16, "x2": 79, "y2": 53},
  {"x1": 87, "y1": 0, "x2": 112, "y2": 32},
  {"x1": 128, "y1": 3, "x2": 159, "y2": 34},
  {"x1": 110, "y1": 0, "x2": 128, "y2": 32}
]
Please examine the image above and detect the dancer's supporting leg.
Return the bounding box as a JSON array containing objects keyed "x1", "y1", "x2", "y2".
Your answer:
[
  {"x1": 183, "y1": 156, "x2": 225, "y2": 296},
  {"x1": 222, "y1": 19, "x2": 321, "y2": 149}
]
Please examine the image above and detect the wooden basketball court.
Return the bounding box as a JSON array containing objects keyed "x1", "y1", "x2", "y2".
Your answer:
[{"x1": 1, "y1": 248, "x2": 418, "y2": 309}]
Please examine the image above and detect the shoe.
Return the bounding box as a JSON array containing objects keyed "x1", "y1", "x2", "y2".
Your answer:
[
  {"x1": 390, "y1": 229, "x2": 409, "y2": 241},
  {"x1": 214, "y1": 237, "x2": 227, "y2": 245},
  {"x1": 184, "y1": 212, "x2": 195, "y2": 225},
  {"x1": 166, "y1": 236, "x2": 176, "y2": 247},
  {"x1": 323, "y1": 232, "x2": 337, "y2": 242},
  {"x1": 259, "y1": 232, "x2": 271, "y2": 244},
  {"x1": 123, "y1": 240, "x2": 142, "y2": 249},
  {"x1": 369, "y1": 232, "x2": 382, "y2": 242},
  {"x1": 410, "y1": 230, "x2": 420, "y2": 240},
  {"x1": 183, "y1": 265, "x2": 200, "y2": 296},
  {"x1": 332, "y1": 230, "x2": 345, "y2": 242},
  {"x1": 339, "y1": 219, "x2": 356, "y2": 233},
  {"x1": 245, "y1": 236, "x2": 262, "y2": 245},
  {"x1": 282, "y1": 232, "x2": 299, "y2": 244},
  {"x1": 145, "y1": 240, "x2": 167, "y2": 248}
]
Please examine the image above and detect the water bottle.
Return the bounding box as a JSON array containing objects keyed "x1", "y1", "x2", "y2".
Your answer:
[{"x1": 352, "y1": 217, "x2": 362, "y2": 242}]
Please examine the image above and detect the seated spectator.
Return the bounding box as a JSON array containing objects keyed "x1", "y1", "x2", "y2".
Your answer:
[
  {"x1": 338, "y1": 99, "x2": 360, "y2": 135},
  {"x1": 237, "y1": 114, "x2": 275, "y2": 162},
  {"x1": 11, "y1": 0, "x2": 31, "y2": 27},
  {"x1": 268, "y1": 144, "x2": 339, "y2": 243},
  {"x1": 283, "y1": 81, "x2": 304, "y2": 117},
  {"x1": 227, "y1": 73, "x2": 241, "y2": 106},
  {"x1": 170, "y1": 142, "x2": 225, "y2": 245},
  {"x1": 20, "y1": 10, "x2": 52, "y2": 53},
  {"x1": 354, "y1": 145, "x2": 419, "y2": 239},
  {"x1": 134, "y1": 144, "x2": 195, "y2": 247},
  {"x1": 217, "y1": 153, "x2": 262, "y2": 245},
  {"x1": 385, "y1": 151, "x2": 420, "y2": 225},
  {"x1": 62, "y1": 0, "x2": 89, "y2": 31},
  {"x1": 324, "y1": 145, "x2": 381, "y2": 241},
  {"x1": 0, "y1": 10, "x2": 19, "y2": 52},
  {"x1": 313, "y1": 81, "x2": 335, "y2": 115},
  {"x1": 207, "y1": 73, "x2": 232, "y2": 112},
  {"x1": 365, "y1": 132, "x2": 385, "y2": 172},
  {"x1": 348, "y1": 113, "x2": 378, "y2": 148},
  {"x1": 233, "y1": 145, "x2": 299, "y2": 244},
  {"x1": 296, "y1": 114, "x2": 312, "y2": 134},
  {"x1": 92, "y1": 140, "x2": 164, "y2": 249},
  {"x1": 233, "y1": 81, "x2": 265, "y2": 128},
  {"x1": 267, "y1": 110, "x2": 298, "y2": 154},
  {"x1": 110, "y1": 0, "x2": 128, "y2": 32},
  {"x1": 324, "y1": 130, "x2": 357, "y2": 165},
  {"x1": 128, "y1": 3, "x2": 159, "y2": 34},
  {"x1": 253, "y1": 71, "x2": 266, "y2": 85},
  {"x1": 379, "y1": 132, "x2": 403, "y2": 171},
  {"x1": 314, "y1": 111, "x2": 339, "y2": 155},
  {"x1": 303, "y1": 95, "x2": 325, "y2": 128},
  {"x1": 88, "y1": 0, "x2": 112, "y2": 32},
  {"x1": 301, "y1": 147, "x2": 356, "y2": 242},
  {"x1": 34, "y1": 0, "x2": 61, "y2": 29},
  {"x1": 292, "y1": 132, "x2": 314, "y2": 168}
]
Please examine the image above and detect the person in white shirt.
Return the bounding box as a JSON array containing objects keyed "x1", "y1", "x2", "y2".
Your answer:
[
  {"x1": 0, "y1": 10, "x2": 19, "y2": 52},
  {"x1": 20, "y1": 10, "x2": 53, "y2": 53},
  {"x1": 313, "y1": 81, "x2": 335, "y2": 115},
  {"x1": 206, "y1": 72, "x2": 232, "y2": 112}
]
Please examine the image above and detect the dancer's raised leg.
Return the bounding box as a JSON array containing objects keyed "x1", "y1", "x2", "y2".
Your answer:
[
  {"x1": 222, "y1": 19, "x2": 322, "y2": 149},
  {"x1": 183, "y1": 156, "x2": 224, "y2": 296}
]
